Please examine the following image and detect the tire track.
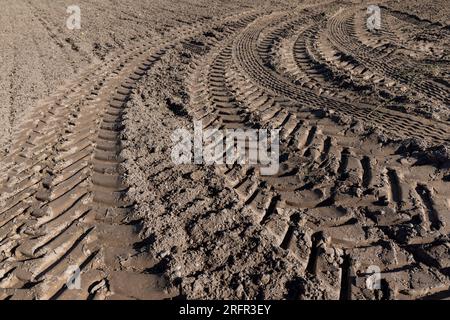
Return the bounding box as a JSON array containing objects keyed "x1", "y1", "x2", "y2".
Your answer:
[
  {"x1": 1, "y1": 1, "x2": 449, "y2": 300},
  {"x1": 0, "y1": 10, "x2": 262, "y2": 300},
  {"x1": 326, "y1": 7, "x2": 449, "y2": 105},
  {"x1": 186, "y1": 6, "x2": 450, "y2": 300}
]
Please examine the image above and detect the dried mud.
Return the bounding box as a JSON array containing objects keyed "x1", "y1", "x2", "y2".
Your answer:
[{"x1": 0, "y1": 0, "x2": 449, "y2": 300}]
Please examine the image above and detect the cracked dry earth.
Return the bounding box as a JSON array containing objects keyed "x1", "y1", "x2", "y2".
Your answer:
[{"x1": 0, "y1": 0, "x2": 449, "y2": 300}]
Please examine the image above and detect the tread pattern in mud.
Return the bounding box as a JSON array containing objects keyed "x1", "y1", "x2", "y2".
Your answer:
[
  {"x1": 186, "y1": 2, "x2": 450, "y2": 300},
  {"x1": 0, "y1": 11, "x2": 262, "y2": 300},
  {"x1": 0, "y1": 1, "x2": 449, "y2": 300}
]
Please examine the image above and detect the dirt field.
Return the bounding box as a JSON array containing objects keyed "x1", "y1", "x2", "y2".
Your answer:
[{"x1": 0, "y1": 0, "x2": 449, "y2": 300}]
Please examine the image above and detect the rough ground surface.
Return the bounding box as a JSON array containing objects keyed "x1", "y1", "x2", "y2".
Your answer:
[
  {"x1": 0, "y1": 0, "x2": 449, "y2": 300},
  {"x1": 0, "y1": 0, "x2": 263, "y2": 155}
]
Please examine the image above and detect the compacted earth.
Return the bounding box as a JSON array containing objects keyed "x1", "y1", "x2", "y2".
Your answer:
[{"x1": 0, "y1": 0, "x2": 449, "y2": 300}]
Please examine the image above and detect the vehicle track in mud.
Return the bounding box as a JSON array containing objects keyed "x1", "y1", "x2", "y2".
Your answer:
[
  {"x1": 0, "y1": 10, "x2": 263, "y2": 300},
  {"x1": 0, "y1": 0, "x2": 449, "y2": 300},
  {"x1": 186, "y1": 2, "x2": 450, "y2": 300}
]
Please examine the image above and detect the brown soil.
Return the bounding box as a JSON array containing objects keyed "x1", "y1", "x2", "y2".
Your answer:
[{"x1": 0, "y1": 0, "x2": 449, "y2": 300}]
